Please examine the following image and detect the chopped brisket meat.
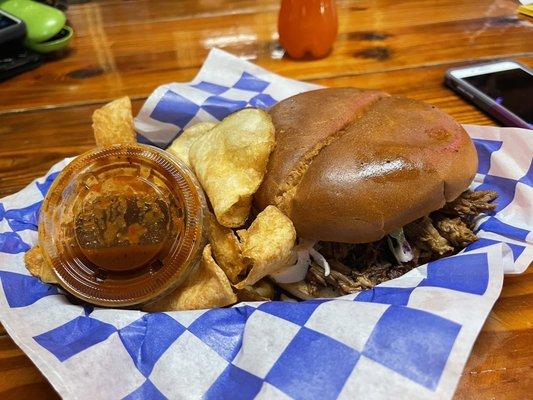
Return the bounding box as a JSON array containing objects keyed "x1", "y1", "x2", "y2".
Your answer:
[
  {"x1": 439, "y1": 190, "x2": 498, "y2": 219},
  {"x1": 404, "y1": 216, "x2": 454, "y2": 257},
  {"x1": 303, "y1": 190, "x2": 498, "y2": 296},
  {"x1": 435, "y1": 217, "x2": 478, "y2": 248},
  {"x1": 306, "y1": 263, "x2": 362, "y2": 295}
]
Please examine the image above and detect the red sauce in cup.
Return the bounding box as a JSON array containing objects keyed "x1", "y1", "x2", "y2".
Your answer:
[{"x1": 39, "y1": 144, "x2": 206, "y2": 307}]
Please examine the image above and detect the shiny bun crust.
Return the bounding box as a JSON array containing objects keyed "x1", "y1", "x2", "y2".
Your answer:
[{"x1": 254, "y1": 88, "x2": 478, "y2": 243}]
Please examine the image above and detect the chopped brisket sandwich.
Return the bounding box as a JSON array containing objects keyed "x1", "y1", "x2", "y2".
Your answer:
[{"x1": 254, "y1": 88, "x2": 497, "y2": 299}]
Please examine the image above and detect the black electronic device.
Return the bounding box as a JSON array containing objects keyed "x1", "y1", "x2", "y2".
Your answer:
[
  {"x1": 0, "y1": 8, "x2": 26, "y2": 45},
  {"x1": 446, "y1": 60, "x2": 532, "y2": 129},
  {"x1": 0, "y1": 41, "x2": 42, "y2": 81}
]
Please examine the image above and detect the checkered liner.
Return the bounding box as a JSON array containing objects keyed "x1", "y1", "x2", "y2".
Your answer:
[{"x1": 0, "y1": 49, "x2": 531, "y2": 400}]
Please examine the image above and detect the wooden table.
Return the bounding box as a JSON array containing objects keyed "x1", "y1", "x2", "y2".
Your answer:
[{"x1": 0, "y1": 0, "x2": 531, "y2": 398}]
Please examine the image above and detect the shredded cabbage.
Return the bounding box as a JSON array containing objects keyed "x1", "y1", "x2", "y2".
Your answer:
[
  {"x1": 270, "y1": 239, "x2": 330, "y2": 283},
  {"x1": 270, "y1": 248, "x2": 311, "y2": 283},
  {"x1": 387, "y1": 228, "x2": 414, "y2": 264},
  {"x1": 309, "y1": 248, "x2": 330, "y2": 277}
]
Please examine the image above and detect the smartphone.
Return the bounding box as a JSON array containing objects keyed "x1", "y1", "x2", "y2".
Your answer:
[
  {"x1": 445, "y1": 60, "x2": 532, "y2": 129},
  {"x1": 0, "y1": 9, "x2": 26, "y2": 45},
  {"x1": 0, "y1": 10, "x2": 26, "y2": 45}
]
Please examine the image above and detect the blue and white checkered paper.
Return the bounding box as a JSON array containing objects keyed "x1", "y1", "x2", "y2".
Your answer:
[{"x1": 0, "y1": 49, "x2": 531, "y2": 400}]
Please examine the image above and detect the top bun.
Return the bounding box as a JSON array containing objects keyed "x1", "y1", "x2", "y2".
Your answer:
[{"x1": 254, "y1": 88, "x2": 478, "y2": 243}]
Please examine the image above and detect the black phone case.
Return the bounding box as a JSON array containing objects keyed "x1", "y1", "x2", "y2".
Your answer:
[{"x1": 0, "y1": 11, "x2": 26, "y2": 45}]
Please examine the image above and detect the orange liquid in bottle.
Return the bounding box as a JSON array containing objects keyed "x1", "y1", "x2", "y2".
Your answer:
[{"x1": 278, "y1": 0, "x2": 338, "y2": 59}]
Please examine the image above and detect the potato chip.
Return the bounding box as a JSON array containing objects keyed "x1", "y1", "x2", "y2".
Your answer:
[
  {"x1": 277, "y1": 281, "x2": 313, "y2": 300},
  {"x1": 92, "y1": 97, "x2": 136, "y2": 147},
  {"x1": 166, "y1": 122, "x2": 216, "y2": 168},
  {"x1": 235, "y1": 206, "x2": 296, "y2": 289},
  {"x1": 189, "y1": 108, "x2": 275, "y2": 228},
  {"x1": 143, "y1": 244, "x2": 237, "y2": 312},
  {"x1": 206, "y1": 212, "x2": 248, "y2": 283},
  {"x1": 25, "y1": 246, "x2": 58, "y2": 284},
  {"x1": 277, "y1": 281, "x2": 339, "y2": 300},
  {"x1": 236, "y1": 279, "x2": 275, "y2": 302}
]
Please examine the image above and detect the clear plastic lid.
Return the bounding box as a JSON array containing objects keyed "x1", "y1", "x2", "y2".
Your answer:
[{"x1": 39, "y1": 144, "x2": 206, "y2": 307}]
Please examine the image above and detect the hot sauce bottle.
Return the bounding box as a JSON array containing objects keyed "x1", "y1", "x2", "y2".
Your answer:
[{"x1": 278, "y1": 0, "x2": 338, "y2": 59}]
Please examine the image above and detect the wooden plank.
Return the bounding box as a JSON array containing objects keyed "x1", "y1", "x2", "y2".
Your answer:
[
  {"x1": 67, "y1": 0, "x2": 281, "y2": 30},
  {"x1": 1, "y1": 0, "x2": 530, "y2": 112},
  {"x1": 1, "y1": 55, "x2": 530, "y2": 197},
  {"x1": 67, "y1": 0, "x2": 518, "y2": 33},
  {"x1": 314, "y1": 58, "x2": 529, "y2": 124},
  {"x1": 0, "y1": 336, "x2": 59, "y2": 400},
  {"x1": 455, "y1": 268, "x2": 533, "y2": 399},
  {"x1": 5, "y1": 56, "x2": 532, "y2": 198},
  {"x1": 0, "y1": 99, "x2": 144, "y2": 197}
]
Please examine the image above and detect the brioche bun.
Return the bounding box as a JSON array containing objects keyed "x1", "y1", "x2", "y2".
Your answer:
[{"x1": 254, "y1": 88, "x2": 477, "y2": 243}]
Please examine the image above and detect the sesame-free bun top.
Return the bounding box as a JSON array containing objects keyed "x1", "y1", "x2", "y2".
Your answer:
[{"x1": 254, "y1": 88, "x2": 478, "y2": 243}]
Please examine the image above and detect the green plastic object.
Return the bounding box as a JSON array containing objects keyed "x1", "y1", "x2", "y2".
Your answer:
[
  {"x1": 0, "y1": 0, "x2": 72, "y2": 53},
  {"x1": 27, "y1": 24, "x2": 72, "y2": 52}
]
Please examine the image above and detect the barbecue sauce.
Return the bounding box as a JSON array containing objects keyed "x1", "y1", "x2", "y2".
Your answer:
[{"x1": 39, "y1": 144, "x2": 206, "y2": 307}]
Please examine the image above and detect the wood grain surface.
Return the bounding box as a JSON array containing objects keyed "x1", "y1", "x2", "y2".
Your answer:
[{"x1": 0, "y1": 0, "x2": 531, "y2": 399}]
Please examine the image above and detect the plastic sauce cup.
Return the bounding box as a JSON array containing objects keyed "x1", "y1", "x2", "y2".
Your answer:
[{"x1": 38, "y1": 144, "x2": 206, "y2": 307}]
